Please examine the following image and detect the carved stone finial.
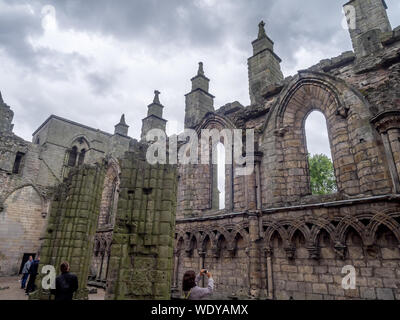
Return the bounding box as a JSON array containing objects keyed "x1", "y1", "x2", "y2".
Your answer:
[
  {"x1": 258, "y1": 20, "x2": 267, "y2": 39},
  {"x1": 198, "y1": 62, "x2": 205, "y2": 76},
  {"x1": 153, "y1": 90, "x2": 161, "y2": 104},
  {"x1": 119, "y1": 114, "x2": 127, "y2": 125}
]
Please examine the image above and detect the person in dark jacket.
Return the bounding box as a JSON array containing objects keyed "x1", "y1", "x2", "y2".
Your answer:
[
  {"x1": 25, "y1": 256, "x2": 40, "y2": 294},
  {"x1": 51, "y1": 262, "x2": 79, "y2": 301}
]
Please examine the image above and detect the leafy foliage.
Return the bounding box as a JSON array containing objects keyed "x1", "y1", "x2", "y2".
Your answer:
[{"x1": 308, "y1": 154, "x2": 337, "y2": 195}]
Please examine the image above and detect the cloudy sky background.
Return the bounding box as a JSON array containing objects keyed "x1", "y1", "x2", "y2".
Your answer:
[{"x1": 1, "y1": 0, "x2": 400, "y2": 159}]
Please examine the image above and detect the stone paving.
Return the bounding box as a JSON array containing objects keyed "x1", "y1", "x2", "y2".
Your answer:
[{"x1": 0, "y1": 277, "x2": 105, "y2": 300}]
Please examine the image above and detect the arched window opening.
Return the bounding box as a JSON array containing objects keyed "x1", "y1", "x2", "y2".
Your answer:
[
  {"x1": 217, "y1": 143, "x2": 226, "y2": 210},
  {"x1": 78, "y1": 149, "x2": 86, "y2": 166},
  {"x1": 305, "y1": 111, "x2": 337, "y2": 195},
  {"x1": 67, "y1": 146, "x2": 78, "y2": 167},
  {"x1": 106, "y1": 177, "x2": 118, "y2": 225},
  {"x1": 211, "y1": 142, "x2": 226, "y2": 210}
]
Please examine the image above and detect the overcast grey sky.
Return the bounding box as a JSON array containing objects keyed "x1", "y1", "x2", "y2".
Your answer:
[{"x1": 1, "y1": 0, "x2": 399, "y2": 157}]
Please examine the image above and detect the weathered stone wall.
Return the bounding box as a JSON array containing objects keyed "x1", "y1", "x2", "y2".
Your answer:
[
  {"x1": 32, "y1": 116, "x2": 131, "y2": 183},
  {"x1": 175, "y1": 6, "x2": 400, "y2": 300},
  {"x1": 90, "y1": 158, "x2": 120, "y2": 283},
  {"x1": 105, "y1": 146, "x2": 178, "y2": 300},
  {"x1": 34, "y1": 163, "x2": 106, "y2": 300},
  {"x1": 175, "y1": 199, "x2": 400, "y2": 300},
  {"x1": 0, "y1": 127, "x2": 52, "y2": 276},
  {"x1": 0, "y1": 186, "x2": 46, "y2": 276}
]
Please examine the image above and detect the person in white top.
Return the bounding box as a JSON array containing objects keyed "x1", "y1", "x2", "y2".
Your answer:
[{"x1": 182, "y1": 269, "x2": 214, "y2": 300}]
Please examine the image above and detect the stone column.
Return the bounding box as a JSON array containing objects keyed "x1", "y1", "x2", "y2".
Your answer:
[
  {"x1": 198, "y1": 250, "x2": 206, "y2": 287},
  {"x1": 255, "y1": 152, "x2": 263, "y2": 212},
  {"x1": 387, "y1": 128, "x2": 400, "y2": 186},
  {"x1": 371, "y1": 111, "x2": 400, "y2": 193},
  {"x1": 248, "y1": 213, "x2": 261, "y2": 299},
  {"x1": 172, "y1": 248, "x2": 181, "y2": 289},
  {"x1": 264, "y1": 248, "x2": 274, "y2": 300}
]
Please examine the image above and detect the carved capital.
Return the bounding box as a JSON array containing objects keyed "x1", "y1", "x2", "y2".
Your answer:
[
  {"x1": 307, "y1": 246, "x2": 320, "y2": 260},
  {"x1": 211, "y1": 246, "x2": 220, "y2": 259},
  {"x1": 284, "y1": 246, "x2": 296, "y2": 260},
  {"x1": 371, "y1": 110, "x2": 400, "y2": 134},
  {"x1": 197, "y1": 249, "x2": 206, "y2": 258},
  {"x1": 264, "y1": 247, "x2": 273, "y2": 258},
  {"x1": 173, "y1": 248, "x2": 181, "y2": 257},
  {"x1": 336, "y1": 103, "x2": 349, "y2": 119},
  {"x1": 333, "y1": 242, "x2": 347, "y2": 260}
]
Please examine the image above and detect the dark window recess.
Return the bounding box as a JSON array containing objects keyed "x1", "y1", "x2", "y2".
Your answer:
[
  {"x1": 143, "y1": 188, "x2": 153, "y2": 195},
  {"x1": 128, "y1": 190, "x2": 135, "y2": 199},
  {"x1": 13, "y1": 152, "x2": 25, "y2": 174},
  {"x1": 68, "y1": 146, "x2": 78, "y2": 167},
  {"x1": 78, "y1": 149, "x2": 86, "y2": 166}
]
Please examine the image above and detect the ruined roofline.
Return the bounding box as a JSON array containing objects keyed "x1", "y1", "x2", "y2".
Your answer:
[{"x1": 32, "y1": 114, "x2": 114, "y2": 137}]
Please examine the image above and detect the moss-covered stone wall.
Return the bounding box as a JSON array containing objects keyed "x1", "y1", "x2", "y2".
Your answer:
[{"x1": 105, "y1": 149, "x2": 177, "y2": 300}]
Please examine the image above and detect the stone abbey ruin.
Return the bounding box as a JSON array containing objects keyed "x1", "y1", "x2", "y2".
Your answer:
[{"x1": 1, "y1": 0, "x2": 400, "y2": 300}]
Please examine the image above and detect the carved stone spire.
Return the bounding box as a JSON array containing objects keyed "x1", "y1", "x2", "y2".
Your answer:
[
  {"x1": 258, "y1": 20, "x2": 267, "y2": 39},
  {"x1": 153, "y1": 90, "x2": 161, "y2": 104},
  {"x1": 119, "y1": 114, "x2": 127, "y2": 125},
  {"x1": 197, "y1": 62, "x2": 205, "y2": 76},
  {"x1": 114, "y1": 114, "x2": 129, "y2": 136},
  {"x1": 141, "y1": 90, "x2": 167, "y2": 141},
  {"x1": 184, "y1": 62, "x2": 215, "y2": 129},
  {"x1": 248, "y1": 20, "x2": 283, "y2": 105}
]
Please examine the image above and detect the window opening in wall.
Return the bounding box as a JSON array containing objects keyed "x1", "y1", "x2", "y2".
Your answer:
[
  {"x1": 305, "y1": 111, "x2": 337, "y2": 195},
  {"x1": 78, "y1": 149, "x2": 86, "y2": 166},
  {"x1": 68, "y1": 146, "x2": 78, "y2": 167},
  {"x1": 216, "y1": 142, "x2": 225, "y2": 210},
  {"x1": 13, "y1": 152, "x2": 25, "y2": 174}
]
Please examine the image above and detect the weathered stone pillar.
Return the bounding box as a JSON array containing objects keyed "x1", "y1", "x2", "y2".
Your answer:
[
  {"x1": 255, "y1": 152, "x2": 263, "y2": 210},
  {"x1": 264, "y1": 248, "x2": 274, "y2": 300},
  {"x1": 172, "y1": 248, "x2": 180, "y2": 289},
  {"x1": 248, "y1": 213, "x2": 261, "y2": 299},
  {"x1": 198, "y1": 249, "x2": 206, "y2": 287},
  {"x1": 371, "y1": 111, "x2": 400, "y2": 193}
]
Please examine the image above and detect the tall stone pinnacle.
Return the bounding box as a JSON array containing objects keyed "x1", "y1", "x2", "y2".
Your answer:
[
  {"x1": 198, "y1": 62, "x2": 205, "y2": 76},
  {"x1": 0, "y1": 90, "x2": 3, "y2": 104},
  {"x1": 153, "y1": 90, "x2": 161, "y2": 104},
  {"x1": 114, "y1": 114, "x2": 129, "y2": 136},
  {"x1": 258, "y1": 20, "x2": 267, "y2": 39}
]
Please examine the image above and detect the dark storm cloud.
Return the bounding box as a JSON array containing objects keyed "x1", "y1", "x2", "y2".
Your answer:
[
  {"x1": 2, "y1": 0, "x2": 399, "y2": 76},
  {"x1": 1, "y1": 0, "x2": 400, "y2": 143},
  {"x1": 0, "y1": 2, "x2": 42, "y2": 65},
  {"x1": 36, "y1": 0, "x2": 230, "y2": 48}
]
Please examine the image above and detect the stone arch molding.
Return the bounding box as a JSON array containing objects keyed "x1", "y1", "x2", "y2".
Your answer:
[
  {"x1": 175, "y1": 223, "x2": 250, "y2": 258},
  {"x1": 267, "y1": 71, "x2": 373, "y2": 132},
  {"x1": 261, "y1": 211, "x2": 400, "y2": 260},
  {"x1": 260, "y1": 71, "x2": 390, "y2": 201},
  {"x1": 69, "y1": 135, "x2": 91, "y2": 150},
  {"x1": 1, "y1": 183, "x2": 47, "y2": 214}
]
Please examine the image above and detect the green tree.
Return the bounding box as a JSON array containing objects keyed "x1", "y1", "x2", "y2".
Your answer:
[{"x1": 308, "y1": 154, "x2": 337, "y2": 195}]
